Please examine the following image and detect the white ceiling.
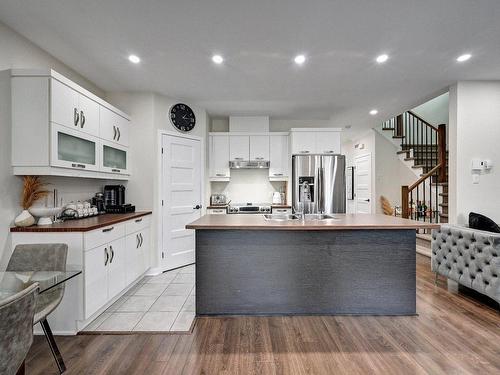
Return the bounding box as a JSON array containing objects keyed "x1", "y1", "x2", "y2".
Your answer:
[{"x1": 1, "y1": 0, "x2": 500, "y2": 137}]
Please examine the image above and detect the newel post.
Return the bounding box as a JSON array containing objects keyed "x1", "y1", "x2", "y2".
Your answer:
[
  {"x1": 437, "y1": 124, "x2": 446, "y2": 183},
  {"x1": 401, "y1": 185, "x2": 409, "y2": 219}
]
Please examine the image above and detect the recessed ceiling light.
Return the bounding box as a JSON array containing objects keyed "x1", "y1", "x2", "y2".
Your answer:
[
  {"x1": 456, "y1": 53, "x2": 471, "y2": 62},
  {"x1": 345, "y1": 125, "x2": 352, "y2": 129},
  {"x1": 212, "y1": 55, "x2": 224, "y2": 64},
  {"x1": 369, "y1": 109, "x2": 378, "y2": 115},
  {"x1": 128, "y1": 54, "x2": 141, "y2": 64},
  {"x1": 294, "y1": 54, "x2": 306, "y2": 65},
  {"x1": 376, "y1": 54, "x2": 389, "y2": 63}
]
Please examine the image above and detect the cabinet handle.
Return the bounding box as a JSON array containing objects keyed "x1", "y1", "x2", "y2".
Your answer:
[
  {"x1": 104, "y1": 247, "x2": 109, "y2": 266},
  {"x1": 255, "y1": 157, "x2": 264, "y2": 160},
  {"x1": 139, "y1": 233, "x2": 143, "y2": 247},
  {"x1": 273, "y1": 173, "x2": 283, "y2": 176},
  {"x1": 80, "y1": 111, "x2": 85, "y2": 128},
  {"x1": 215, "y1": 173, "x2": 226, "y2": 177},
  {"x1": 117, "y1": 127, "x2": 121, "y2": 141},
  {"x1": 113, "y1": 125, "x2": 117, "y2": 140},
  {"x1": 102, "y1": 226, "x2": 114, "y2": 233},
  {"x1": 111, "y1": 169, "x2": 121, "y2": 173},
  {"x1": 109, "y1": 245, "x2": 114, "y2": 263},
  {"x1": 324, "y1": 150, "x2": 334, "y2": 153},
  {"x1": 135, "y1": 218, "x2": 143, "y2": 223},
  {"x1": 234, "y1": 157, "x2": 244, "y2": 160},
  {"x1": 71, "y1": 163, "x2": 86, "y2": 169},
  {"x1": 136, "y1": 234, "x2": 140, "y2": 248},
  {"x1": 74, "y1": 108, "x2": 79, "y2": 126},
  {"x1": 299, "y1": 150, "x2": 310, "y2": 154}
]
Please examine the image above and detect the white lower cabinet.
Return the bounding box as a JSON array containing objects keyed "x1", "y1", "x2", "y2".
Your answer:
[
  {"x1": 83, "y1": 216, "x2": 151, "y2": 319},
  {"x1": 84, "y1": 245, "x2": 109, "y2": 319}
]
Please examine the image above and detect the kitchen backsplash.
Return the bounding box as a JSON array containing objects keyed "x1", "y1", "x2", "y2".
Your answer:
[
  {"x1": 31, "y1": 176, "x2": 124, "y2": 208},
  {"x1": 210, "y1": 169, "x2": 284, "y2": 203}
]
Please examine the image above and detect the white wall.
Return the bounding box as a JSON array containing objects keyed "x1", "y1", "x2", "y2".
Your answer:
[
  {"x1": 448, "y1": 81, "x2": 500, "y2": 225},
  {"x1": 0, "y1": 22, "x2": 107, "y2": 269},
  {"x1": 412, "y1": 92, "x2": 449, "y2": 127}
]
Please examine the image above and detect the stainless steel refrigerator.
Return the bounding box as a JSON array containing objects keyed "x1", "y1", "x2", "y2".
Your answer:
[{"x1": 292, "y1": 154, "x2": 346, "y2": 214}]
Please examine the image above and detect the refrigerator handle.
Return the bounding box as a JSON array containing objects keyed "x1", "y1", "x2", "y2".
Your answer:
[{"x1": 317, "y1": 165, "x2": 324, "y2": 213}]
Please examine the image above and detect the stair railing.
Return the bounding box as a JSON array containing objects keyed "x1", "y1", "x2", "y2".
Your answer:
[{"x1": 383, "y1": 111, "x2": 446, "y2": 222}]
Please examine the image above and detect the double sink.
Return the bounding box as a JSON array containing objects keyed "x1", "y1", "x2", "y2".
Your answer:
[{"x1": 263, "y1": 213, "x2": 340, "y2": 222}]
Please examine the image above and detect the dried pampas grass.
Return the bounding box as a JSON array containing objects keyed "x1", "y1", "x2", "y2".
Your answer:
[
  {"x1": 380, "y1": 196, "x2": 394, "y2": 216},
  {"x1": 21, "y1": 176, "x2": 50, "y2": 210}
]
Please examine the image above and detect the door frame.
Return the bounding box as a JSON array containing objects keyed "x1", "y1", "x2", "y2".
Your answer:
[
  {"x1": 156, "y1": 130, "x2": 205, "y2": 273},
  {"x1": 353, "y1": 152, "x2": 373, "y2": 214}
]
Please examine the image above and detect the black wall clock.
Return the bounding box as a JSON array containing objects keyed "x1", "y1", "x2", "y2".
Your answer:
[{"x1": 169, "y1": 103, "x2": 196, "y2": 132}]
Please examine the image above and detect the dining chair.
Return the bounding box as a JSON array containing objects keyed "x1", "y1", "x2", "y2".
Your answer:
[
  {"x1": 0, "y1": 283, "x2": 39, "y2": 375},
  {"x1": 7, "y1": 243, "x2": 68, "y2": 374}
]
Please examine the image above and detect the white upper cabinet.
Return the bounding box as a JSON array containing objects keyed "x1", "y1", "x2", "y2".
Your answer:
[
  {"x1": 229, "y1": 135, "x2": 249, "y2": 161},
  {"x1": 77, "y1": 94, "x2": 100, "y2": 136},
  {"x1": 269, "y1": 134, "x2": 289, "y2": 179},
  {"x1": 51, "y1": 78, "x2": 99, "y2": 136},
  {"x1": 290, "y1": 128, "x2": 342, "y2": 155},
  {"x1": 315, "y1": 131, "x2": 341, "y2": 154},
  {"x1": 291, "y1": 131, "x2": 316, "y2": 154},
  {"x1": 249, "y1": 135, "x2": 270, "y2": 161},
  {"x1": 100, "y1": 106, "x2": 129, "y2": 147},
  {"x1": 51, "y1": 78, "x2": 79, "y2": 129},
  {"x1": 209, "y1": 134, "x2": 230, "y2": 180},
  {"x1": 11, "y1": 69, "x2": 131, "y2": 180}
]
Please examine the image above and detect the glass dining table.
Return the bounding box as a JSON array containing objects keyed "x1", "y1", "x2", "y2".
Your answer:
[
  {"x1": 0, "y1": 270, "x2": 81, "y2": 299},
  {"x1": 0, "y1": 269, "x2": 82, "y2": 374}
]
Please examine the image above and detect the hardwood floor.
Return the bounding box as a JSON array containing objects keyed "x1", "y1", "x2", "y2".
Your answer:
[{"x1": 26, "y1": 255, "x2": 500, "y2": 375}]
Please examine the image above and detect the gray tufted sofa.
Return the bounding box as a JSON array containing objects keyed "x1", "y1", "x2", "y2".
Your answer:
[{"x1": 431, "y1": 224, "x2": 500, "y2": 304}]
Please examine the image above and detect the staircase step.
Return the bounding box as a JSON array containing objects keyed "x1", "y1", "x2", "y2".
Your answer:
[
  {"x1": 439, "y1": 203, "x2": 448, "y2": 208},
  {"x1": 404, "y1": 157, "x2": 415, "y2": 161},
  {"x1": 397, "y1": 150, "x2": 410, "y2": 155},
  {"x1": 440, "y1": 213, "x2": 449, "y2": 218},
  {"x1": 412, "y1": 165, "x2": 425, "y2": 169},
  {"x1": 392, "y1": 135, "x2": 405, "y2": 139},
  {"x1": 416, "y1": 233, "x2": 432, "y2": 242},
  {"x1": 432, "y1": 182, "x2": 448, "y2": 186},
  {"x1": 381, "y1": 127, "x2": 394, "y2": 131},
  {"x1": 439, "y1": 193, "x2": 448, "y2": 197}
]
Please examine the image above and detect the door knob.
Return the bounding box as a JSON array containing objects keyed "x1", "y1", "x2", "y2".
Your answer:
[
  {"x1": 193, "y1": 204, "x2": 202, "y2": 210},
  {"x1": 364, "y1": 199, "x2": 370, "y2": 202}
]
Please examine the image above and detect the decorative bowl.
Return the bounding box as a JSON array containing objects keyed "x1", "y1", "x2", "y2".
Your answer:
[{"x1": 29, "y1": 207, "x2": 63, "y2": 225}]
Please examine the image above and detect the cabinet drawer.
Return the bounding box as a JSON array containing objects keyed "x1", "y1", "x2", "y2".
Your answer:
[
  {"x1": 207, "y1": 208, "x2": 227, "y2": 215},
  {"x1": 125, "y1": 215, "x2": 151, "y2": 234},
  {"x1": 84, "y1": 223, "x2": 125, "y2": 250},
  {"x1": 272, "y1": 207, "x2": 292, "y2": 214}
]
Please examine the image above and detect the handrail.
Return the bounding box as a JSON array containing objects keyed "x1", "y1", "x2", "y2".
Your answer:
[
  {"x1": 408, "y1": 164, "x2": 441, "y2": 191},
  {"x1": 407, "y1": 111, "x2": 438, "y2": 131}
]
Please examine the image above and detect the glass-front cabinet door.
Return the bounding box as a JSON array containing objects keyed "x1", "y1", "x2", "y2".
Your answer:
[
  {"x1": 100, "y1": 139, "x2": 129, "y2": 175},
  {"x1": 50, "y1": 123, "x2": 100, "y2": 171}
]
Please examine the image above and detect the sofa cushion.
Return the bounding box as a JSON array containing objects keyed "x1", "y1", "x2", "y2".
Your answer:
[{"x1": 469, "y1": 212, "x2": 500, "y2": 233}]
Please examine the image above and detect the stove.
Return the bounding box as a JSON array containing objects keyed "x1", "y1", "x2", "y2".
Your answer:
[{"x1": 228, "y1": 203, "x2": 272, "y2": 214}]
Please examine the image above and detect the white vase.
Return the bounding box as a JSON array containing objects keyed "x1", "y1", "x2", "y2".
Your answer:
[{"x1": 14, "y1": 209, "x2": 35, "y2": 227}]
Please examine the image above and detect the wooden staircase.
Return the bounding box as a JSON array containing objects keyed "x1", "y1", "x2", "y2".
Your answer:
[{"x1": 381, "y1": 111, "x2": 448, "y2": 229}]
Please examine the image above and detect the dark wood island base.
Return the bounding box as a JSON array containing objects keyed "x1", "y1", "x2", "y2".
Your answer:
[{"x1": 196, "y1": 229, "x2": 417, "y2": 316}]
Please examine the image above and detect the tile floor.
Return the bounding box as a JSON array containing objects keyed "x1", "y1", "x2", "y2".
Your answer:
[{"x1": 83, "y1": 264, "x2": 195, "y2": 333}]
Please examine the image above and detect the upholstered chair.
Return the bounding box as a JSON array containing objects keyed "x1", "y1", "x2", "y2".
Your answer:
[
  {"x1": 0, "y1": 283, "x2": 39, "y2": 375},
  {"x1": 7, "y1": 243, "x2": 68, "y2": 373}
]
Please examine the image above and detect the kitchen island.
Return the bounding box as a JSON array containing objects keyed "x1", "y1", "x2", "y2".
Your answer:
[{"x1": 186, "y1": 214, "x2": 439, "y2": 316}]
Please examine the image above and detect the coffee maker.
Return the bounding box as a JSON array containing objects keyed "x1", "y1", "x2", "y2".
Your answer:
[{"x1": 103, "y1": 185, "x2": 135, "y2": 213}]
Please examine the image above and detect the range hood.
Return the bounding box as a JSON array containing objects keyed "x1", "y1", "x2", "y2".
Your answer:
[{"x1": 229, "y1": 160, "x2": 270, "y2": 169}]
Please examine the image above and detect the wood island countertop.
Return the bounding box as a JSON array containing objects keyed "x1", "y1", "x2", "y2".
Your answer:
[
  {"x1": 186, "y1": 213, "x2": 440, "y2": 231},
  {"x1": 10, "y1": 211, "x2": 152, "y2": 233}
]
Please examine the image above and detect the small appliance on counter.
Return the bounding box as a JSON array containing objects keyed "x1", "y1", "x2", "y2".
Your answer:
[
  {"x1": 91, "y1": 192, "x2": 106, "y2": 213},
  {"x1": 210, "y1": 194, "x2": 228, "y2": 206},
  {"x1": 104, "y1": 184, "x2": 135, "y2": 213}
]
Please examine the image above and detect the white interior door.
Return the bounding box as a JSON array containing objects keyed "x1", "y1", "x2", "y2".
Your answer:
[
  {"x1": 354, "y1": 153, "x2": 372, "y2": 213},
  {"x1": 162, "y1": 134, "x2": 202, "y2": 270}
]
